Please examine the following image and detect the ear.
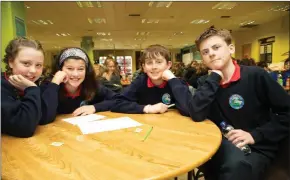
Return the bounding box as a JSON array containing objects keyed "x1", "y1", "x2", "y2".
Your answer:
[
  {"x1": 142, "y1": 63, "x2": 146, "y2": 73},
  {"x1": 167, "y1": 61, "x2": 172, "y2": 70},
  {"x1": 8, "y1": 58, "x2": 14, "y2": 69},
  {"x1": 229, "y1": 44, "x2": 235, "y2": 55}
]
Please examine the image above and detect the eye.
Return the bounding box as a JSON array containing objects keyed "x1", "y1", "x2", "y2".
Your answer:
[
  {"x1": 36, "y1": 64, "x2": 43, "y2": 68},
  {"x1": 202, "y1": 50, "x2": 209, "y2": 55},
  {"x1": 22, "y1": 62, "x2": 30, "y2": 66},
  {"x1": 67, "y1": 67, "x2": 73, "y2": 70},
  {"x1": 213, "y1": 45, "x2": 220, "y2": 50}
]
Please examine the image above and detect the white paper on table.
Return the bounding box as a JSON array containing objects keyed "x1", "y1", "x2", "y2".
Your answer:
[
  {"x1": 77, "y1": 117, "x2": 142, "y2": 135},
  {"x1": 62, "y1": 114, "x2": 106, "y2": 125}
]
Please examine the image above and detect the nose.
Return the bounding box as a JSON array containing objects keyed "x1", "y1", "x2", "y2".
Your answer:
[
  {"x1": 29, "y1": 66, "x2": 37, "y2": 73},
  {"x1": 72, "y1": 70, "x2": 79, "y2": 76},
  {"x1": 152, "y1": 62, "x2": 157, "y2": 69},
  {"x1": 208, "y1": 49, "x2": 215, "y2": 57}
]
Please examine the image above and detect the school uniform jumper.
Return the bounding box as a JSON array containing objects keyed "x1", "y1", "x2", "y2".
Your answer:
[
  {"x1": 1, "y1": 74, "x2": 42, "y2": 137},
  {"x1": 40, "y1": 81, "x2": 117, "y2": 123},
  {"x1": 191, "y1": 63, "x2": 290, "y2": 180}
]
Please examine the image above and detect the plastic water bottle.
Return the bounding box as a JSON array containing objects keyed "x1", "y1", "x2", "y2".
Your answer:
[
  {"x1": 277, "y1": 72, "x2": 283, "y2": 86},
  {"x1": 220, "y1": 121, "x2": 251, "y2": 155}
]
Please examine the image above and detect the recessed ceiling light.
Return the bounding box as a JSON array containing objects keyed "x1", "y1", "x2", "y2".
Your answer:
[
  {"x1": 240, "y1": 20, "x2": 255, "y2": 26},
  {"x1": 141, "y1": 19, "x2": 159, "y2": 24},
  {"x1": 25, "y1": 5, "x2": 30, "y2": 9},
  {"x1": 148, "y1": 1, "x2": 173, "y2": 8},
  {"x1": 190, "y1": 19, "x2": 210, "y2": 24},
  {"x1": 212, "y1": 2, "x2": 237, "y2": 10},
  {"x1": 268, "y1": 5, "x2": 289, "y2": 12},
  {"x1": 76, "y1": 1, "x2": 102, "y2": 8}
]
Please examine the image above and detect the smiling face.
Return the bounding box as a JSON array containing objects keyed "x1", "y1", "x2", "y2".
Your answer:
[
  {"x1": 62, "y1": 59, "x2": 86, "y2": 88},
  {"x1": 142, "y1": 53, "x2": 172, "y2": 81},
  {"x1": 8, "y1": 47, "x2": 44, "y2": 82},
  {"x1": 199, "y1": 35, "x2": 235, "y2": 70}
]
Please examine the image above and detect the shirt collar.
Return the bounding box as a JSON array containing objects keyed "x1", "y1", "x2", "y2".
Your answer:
[
  {"x1": 147, "y1": 77, "x2": 167, "y2": 88},
  {"x1": 220, "y1": 60, "x2": 241, "y2": 88},
  {"x1": 64, "y1": 85, "x2": 82, "y2": 98}
]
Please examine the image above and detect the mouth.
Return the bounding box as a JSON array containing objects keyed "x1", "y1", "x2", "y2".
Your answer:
[
  {"x1": 25, "y1": 76, "x2": 35, "y2": 81},
  {"x1": 69, "y1": 78, "x2": 81, "y2": 82}
]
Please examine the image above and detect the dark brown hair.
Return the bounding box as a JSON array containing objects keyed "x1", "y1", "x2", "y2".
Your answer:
[
  {"x1": 140, "y1": 44, "x2": 171, "y2": 66},
  {"x1": 51, "y1": 47, "x2": 98, "y2": 101},
  {"x1": 3, "y1": 37, "x2": 44, "y2": 75},
  {"x1": 195, "y1": 26, "x2": 232, "y2": 51}
]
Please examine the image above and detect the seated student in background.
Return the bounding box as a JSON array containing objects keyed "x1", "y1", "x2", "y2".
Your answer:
[
  {"x1": 282, "y1": 57, "x2": 290, "y2": 86},
  {"x1": 95, "y1": 64, "x2": 122, "y2": 93},
  {"x1": 1, "y1": 37, "x2": 46, "y2": 137},
  {"x1": 41, "y1": 47, "x2": 117, "y2": 123},
  {"x1": 189, "y1": 26, "x2": 290, "y2": 180},
  {"x1": 102, "y1": 56, "x2": 122, "y2": 86},
  {"x1": 111, "y1": 44, "x2": 193, "y2": 115}
]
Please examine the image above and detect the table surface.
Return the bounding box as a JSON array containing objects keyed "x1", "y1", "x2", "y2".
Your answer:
[{"x1": 2, "y1": 110, "x2": 222, "y2": 180}]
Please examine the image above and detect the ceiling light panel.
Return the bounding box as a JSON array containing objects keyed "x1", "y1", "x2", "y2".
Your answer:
[
  {"x1": 148, "y1": 1, "x2": 172, "y2": 8},
  {"x1": 268, "y1": 4, "x2": 289, "y2": 12},
  {"x1": 141, "y1": 19, "x2": 159, "y2": 24},
  {"x1": 88, "y1": 18, "x2": 106, "y2": 24},
  {"x1": 190, "y1": 19, "x2": 210, "y2": 24},
  {"x1": 212, "y1": 2, "x2": 237, "y2": 10},
  {"x1": 31, "y1": 20, "x2": 54, "y2": 25},
  {"x1": 136, "y1": 32, "x2": 150, "y2": 36},
  {"x1": 96, "y1": 32, "x2": 111, "y2": 36},
  {"x1": 76, "y1": 1, "x2": 102, "y2": 8},
  {"x1": 56, "y1": 33, "x2": 71, "y2": 37},
  {"x1": 240, "y1": 20, "x2": 255, "y2": 26}
]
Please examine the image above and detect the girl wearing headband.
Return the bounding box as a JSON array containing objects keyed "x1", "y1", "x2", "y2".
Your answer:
[
  {"x1": 1, "y1": 37, "x2": 46, "y2": 137},
  {"x1": 41, "y1": 47, "x2": 117, "y2": 122}
]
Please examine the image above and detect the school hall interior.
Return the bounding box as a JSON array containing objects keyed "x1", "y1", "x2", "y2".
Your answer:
[{"x1": 1, "y1": 1, "x2": 289, "y2": 180}]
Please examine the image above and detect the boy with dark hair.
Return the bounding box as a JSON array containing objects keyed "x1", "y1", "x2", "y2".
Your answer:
[{"x1": 190, "y1": 26, "x2": 290, "y2": 180}]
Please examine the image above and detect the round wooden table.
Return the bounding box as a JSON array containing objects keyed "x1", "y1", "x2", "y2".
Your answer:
[{"x1": 2, "y1": 110, "x2": 222, "y2": 180}]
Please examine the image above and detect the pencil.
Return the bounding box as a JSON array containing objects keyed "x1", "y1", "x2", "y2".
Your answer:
[
  {"x1": 142, "y1": 126, "x2": 153, "y2": 142},
  {"x1": 168, "y1": 104, "x2": 175, "y2": 108}
]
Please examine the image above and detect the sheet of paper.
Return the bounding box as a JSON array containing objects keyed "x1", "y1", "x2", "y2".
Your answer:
[
  {"x1": 77, "y1": 117, "x2": 142, "y2": 134},
  {"x1": 62, "y1": 114, "x2": 106, "y2": 125}
]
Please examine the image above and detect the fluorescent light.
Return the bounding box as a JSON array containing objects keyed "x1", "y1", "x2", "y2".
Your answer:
[
  {"x1": 47, "y1": 20, "x2": 54, "y2": 24},
  {"x1": 76, "y1": 1, "x2": 83, "y2": 8},
  {"x1": 25, "y1": 5, "x2": 30, "y2": 9},
  {"x1": 268, "y1": 5, "x2": 289, "y2": 11},
  {"x1": 136, "y1": 32, "x2": 150, "y2": 36},
  {"x1": 31, "y1": 20, "x2": 40, "y2": 25},
  {"x1": 240, "y1": 20, "x2": 255, "y2": 26},
  {"x1": 149, "y1": 1, "x2": 172, "y2": 8},
  {"x1": 94, "y1": 18, "x2": 106, "y2": 24},
  {"x1": 212, "y1": 2, "x2": 237, "y2": 10},
  {"x1": 190, "y1": 19, "x2": 210, "y2": 24},
  {"x1": 56, "y1": 33, "x2": 60, "y2": 36},
  {"x1": 141, "y1": 19, "x2": 159, "y2": 24},
  {"x1": 88, "y1": 18, "x2": 93, "y2": 24}
]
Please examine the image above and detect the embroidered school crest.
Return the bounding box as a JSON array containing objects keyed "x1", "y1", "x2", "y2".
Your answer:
[
  {"x1": 229, "y1": 94, "x2": 244, "y2": 110},
  {"x1": 162, "y1": 93, "x2": 171, "y2": 105}
]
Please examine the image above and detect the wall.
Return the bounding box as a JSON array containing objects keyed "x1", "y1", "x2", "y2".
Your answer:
[
  {"x1": 1, "y1": 2, "x2": 26, "y2": 71},
  {"x1": 233, "y1": 15, "x2": 289, "y2": 63}
]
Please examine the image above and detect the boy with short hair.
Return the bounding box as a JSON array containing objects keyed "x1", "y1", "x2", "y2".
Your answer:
[
  {"x1": 111, "y1": 44, "x2": 195, "y2": 115},
  {"x1": 190, "y1": 26, "x2": 290, "y2": 180}
]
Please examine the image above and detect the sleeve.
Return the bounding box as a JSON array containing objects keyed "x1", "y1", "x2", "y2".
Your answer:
[
  {"x1": 110, "y1": 75, "x2": 146, "y2": 113},
  {"x1": 169, "y1": 73, "x2": 221, "y2": 122},
  {"x1": 39, "y1": 82, "x2": 60, "y2": 125},
  {"x1": 1, "y1": 86, "x2": 42, "y2": 137},
  {"x1": 92, "y1": 85, "x2": 119, "y2": 112},
  {"x1": 250, "y1": 69, "x2": 290, "y2": 144}
]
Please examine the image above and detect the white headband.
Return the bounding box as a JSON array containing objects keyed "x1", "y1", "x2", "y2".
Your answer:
[{"x1": 59, "y1": 48, "x2": 89, "y2": 67}]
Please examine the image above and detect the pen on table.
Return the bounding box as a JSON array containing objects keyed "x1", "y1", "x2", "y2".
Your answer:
[
  {"x1": 167, "y1": 104, "x2": 175, "y2": 108},
  {"x1": 142, "y1": 126, "x2": 153, "y2": 142}
]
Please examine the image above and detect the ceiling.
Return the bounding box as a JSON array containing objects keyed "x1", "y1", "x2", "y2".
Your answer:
[{"x1": 24, "y1": 1, "x2": 289, "y2": 51}]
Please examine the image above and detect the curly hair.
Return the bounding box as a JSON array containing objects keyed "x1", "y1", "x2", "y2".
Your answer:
[
  {"x1": 195, "y1": 26, "x2": 232, "y2": 51},
  {"x1": 3, "y1": 37, "x2": 44, "y2": 75}
]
